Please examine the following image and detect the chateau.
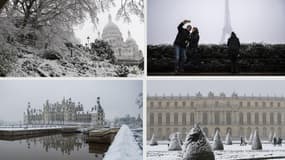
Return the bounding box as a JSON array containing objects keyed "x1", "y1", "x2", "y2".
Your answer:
[
  {"x1": 100, "y1": 14, "x2": 143, "y2": 65},
  {"x1": 24, "y1": 97, "x2": 105, "y2": 127},
  {"x1": 147, "y1": 92, "x2": 285, "y2": 140}
]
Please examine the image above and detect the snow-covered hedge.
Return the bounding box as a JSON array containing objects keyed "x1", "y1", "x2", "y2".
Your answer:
[{"x1": 104, "y1": 125, "x2": 142, "y2": 160}]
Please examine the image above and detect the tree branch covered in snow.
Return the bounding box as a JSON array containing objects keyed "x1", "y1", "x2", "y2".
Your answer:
[{"x1": 116, "y1": 0, "x2": 144, "y2": 23}]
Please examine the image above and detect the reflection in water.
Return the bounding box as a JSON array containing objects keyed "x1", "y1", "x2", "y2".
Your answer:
[{"x1": 0, "y1": 133, "x2": 107, "y2": 160}]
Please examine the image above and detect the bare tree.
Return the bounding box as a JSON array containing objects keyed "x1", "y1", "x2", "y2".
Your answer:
[
  {"x1": 136, "y1": 92, "x2": 143, "y2": 109},
  {"x1": 0, "y1": 0, "x2": 9, "y2": 10}
]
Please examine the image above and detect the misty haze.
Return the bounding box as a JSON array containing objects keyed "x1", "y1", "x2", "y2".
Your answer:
[{"x1": 148, "y1": 0, "x2": 285, "y2": 44}]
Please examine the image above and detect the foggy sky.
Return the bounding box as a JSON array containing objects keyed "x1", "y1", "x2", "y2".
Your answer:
[
  {"x1": 148, "y1": 80, "x2": 285, "y2": 97},
  {"x1": 0, "y1": 80, "x2": 142, "y2": 122},
  {"x1": 73, "y1": 1, "x2": 145, "y2": 55},
  {"x1": 148, "y1": 0, "x2": 285, "y2": 44}
]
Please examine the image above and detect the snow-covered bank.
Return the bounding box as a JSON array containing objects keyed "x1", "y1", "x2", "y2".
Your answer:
[
  {"x1": 147, "y1": 141, "x2": 285, "y2": 160},
  {"x1": 104, "y1": 125, "x2": 142, "y2": 160},
  {"x1": 0, "y1": 126, "x2": 62, "y2": 131}
]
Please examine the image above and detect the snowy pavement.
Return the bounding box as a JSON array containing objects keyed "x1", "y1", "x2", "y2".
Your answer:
[{"x1": 147, "y1": 141, "x2": 285, "y2": 160}]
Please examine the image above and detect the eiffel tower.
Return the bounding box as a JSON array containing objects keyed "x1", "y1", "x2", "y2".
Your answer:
[{"x1": 220, "y1": 0, "x2": 233, "y2": 44}]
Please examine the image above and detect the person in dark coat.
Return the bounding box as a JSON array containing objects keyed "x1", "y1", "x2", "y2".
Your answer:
[
  {"x1": 227, "y1": 32, "x2": 240, "y2": 73},
  {"x1": 174, "y1": 20, "x2": 191, "y2": 72},
  {"x1": 273, "y1": 137, "x2": 277, "y2": 146},
  {"x1": 187, "y1": 27, "x2": 200, "y2": 64}
]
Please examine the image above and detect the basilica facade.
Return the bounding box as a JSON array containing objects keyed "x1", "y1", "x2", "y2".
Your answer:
[
  {"x1": 100, "y1": 14, "x2": 143, "y2": 65},
  {"x1": 147, "y1": 92, "x2": 285, "y2": 140},
  {"x1": 24, "y1": 97, "x2": 105, "y2": 127}
]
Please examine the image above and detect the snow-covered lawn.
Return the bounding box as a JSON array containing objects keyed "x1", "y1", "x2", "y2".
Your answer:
[{"x1": 147, "y1": 141, "x2": 285, "y2": 160}]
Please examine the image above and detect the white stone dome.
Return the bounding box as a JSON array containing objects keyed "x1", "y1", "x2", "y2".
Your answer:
[
  {"x1": 125, "y1": 31, "x2": 138, "y2": 48},
  {"x1": 102, "y1": 14, "x2": 123, "y2": 41}
]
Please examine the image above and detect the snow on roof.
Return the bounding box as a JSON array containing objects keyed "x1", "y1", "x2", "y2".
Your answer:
[{"x1": 103, "y1": 125, "x2": 142, "y2": 160}]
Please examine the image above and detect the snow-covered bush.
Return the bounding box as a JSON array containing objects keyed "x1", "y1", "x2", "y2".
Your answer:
[
  {"x1": 115, "y1": 65, "x2": 129, "y2": 77},
  {"x1": 91, "y1": 39, "x2": 115, "y2": 63}
]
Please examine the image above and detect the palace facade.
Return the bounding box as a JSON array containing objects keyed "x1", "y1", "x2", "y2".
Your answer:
[
  {"x1": 147, "y1": 92, "x2": 285, "y2": 140},
  {"x1": 24, "y1": 97, "x2": 105, "y2": 127}
]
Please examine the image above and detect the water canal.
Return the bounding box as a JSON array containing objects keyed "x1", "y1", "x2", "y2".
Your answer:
[{"x1": 0, "y1": 133, "x2": 108, "y2": 160}]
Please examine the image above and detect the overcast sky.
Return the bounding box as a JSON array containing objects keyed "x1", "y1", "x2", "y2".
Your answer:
[
  {"x1": 148, "y1": 80, "x2": 285, "y2": 97},
  {"x1": 0, "y1": 80, "x2": 142, "y2": 122},
  {"x1": 73, "y1": 1, "x2": 145, "y2": 55},
  {"x1": 148, "y1": 0, "x2": 285, "y2": 44}
]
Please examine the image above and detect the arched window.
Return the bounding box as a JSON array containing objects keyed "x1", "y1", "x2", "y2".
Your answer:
[
  {"x1": 182, "y1": 113, "x2": 186, "y2": 125},
  {"x1": 149, "y1": 128, "x2": 154, "y2": 139},
  {"x1": 247, "y1": 112, "x2": 251, "y2": 125},
  {"x1": 166, "y1": 113, "x2": 170, "y2": 125},
  {"x1": 255, "y1": 112, "x2": 259, "y2": 125},
  {"x1": 247, "y1": 127, "x2": 252, "y2": 137},
  {"x1": 240, "y1": 127, "x2": 244, "y2": 137},
  {"x1": 262, "y1": 112, "x2": 266, "y2": 125},
  {"x1": 270, "y1": 112, "x2": 274, "y2": 125},
  {"x1": 174, "y1": 101, "x2": 178, "y2": 107},
  {"x1": 158, "y1": 113, "x2": 162, "y2": 125},
  {"x1": 150, "y1": 102, "x2": 154, "y2": 107},
  {"x1": 150, "y1": 113, "x2": 154, "y2": 126},
  {"x1": 202, "y1": 112, "x2": 208, "y2": 125},
  {"x1": 263, "y1": 127, "x2": 267, "y2": 138},
  {"x1": 277, "y1": 113, "x2": 282, "y2": 125},
  {"x1": 158, "y1": 128, "x2": 162, "y2": 138},
  {"x1": 226, "y1": 111, "x2": 231, "y2": 125},
  {"x1": 174, "y1": 113, "x2": 178, "y2": 125},
  {"x1": 190, "y1": 112, "x2": 195, "y2": 125},
  {"x1": 215, "y1": 112, "x2": 220, "y2": 125},
  {"x1": 166, "y1": 128, "x2": 170, "y2": 137},
  {"x1": 239, "y1": 112, "x2": 244, "y2": 125},
  {"x1": 278, "y1": 127, "x2": 282, "y2": 136}
]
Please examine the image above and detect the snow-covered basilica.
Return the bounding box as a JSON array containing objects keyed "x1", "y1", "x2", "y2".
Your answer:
[
  {"x1": 23, "y1": 97, "x2": 105, "y2": 127},
  {"x1": 100, "y1": 14, "x2": 143, "y2": 65}
]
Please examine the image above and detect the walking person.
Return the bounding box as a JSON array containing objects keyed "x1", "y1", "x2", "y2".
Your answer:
[
  {"x1": 227, "y1": 32, "x2": 240, "y2": 73},
  {"x1": 174, "y1": 20, "x2": 192, "y2": 72},
  {"x1": 187, "y1": 27, "x2": 200, "y2": 65}
]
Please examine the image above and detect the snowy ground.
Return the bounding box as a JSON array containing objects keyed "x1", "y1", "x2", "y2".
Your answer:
[
  {"x1": 6, "y1": 43, "x2": 143, "y2": 77},
  {"x1": 104, "y1": 125, "x2": 142, "y2": 160},
  {"x1": 147, "y1": 141, "x2": 285, "y2": 160}
]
